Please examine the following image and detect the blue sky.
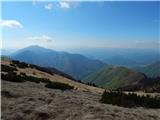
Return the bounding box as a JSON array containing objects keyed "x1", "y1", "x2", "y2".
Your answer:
[{"x1": 1, "y1": 1, "x2": 159, "y2": 50}]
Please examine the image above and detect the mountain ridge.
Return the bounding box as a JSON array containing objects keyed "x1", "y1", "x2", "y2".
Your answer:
[
  {"x1": 10, "y1": 45, "x2": 106, "y2": 80},
  {"x1": 133, "y1": 61, "x2": 160, "y2": 78},
  {"x1": 83, "y1": 65, "x2": 147, "y2": 89}
]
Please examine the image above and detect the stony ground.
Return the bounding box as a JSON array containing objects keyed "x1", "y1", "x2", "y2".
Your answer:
[{"x1": 2, "y1": 80, "x2": 160, "y2": 120}]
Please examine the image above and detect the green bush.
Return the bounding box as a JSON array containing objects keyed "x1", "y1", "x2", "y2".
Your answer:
[
  {"x1": 20, "y1": 72, "x2": 26, "y2": 76},
  {"x1": 24, "y1": 76, "x2": 51, "y2": 84},
  {"x1": 24, "y1": 76, "x2": 41, "y2": 83},
  {"x1": 100, "y1": 91, "x2": 160, "y2": 108},
  {"x1": 76, "y1": 80, "x2": 97, "y2": 87},
  {"x1": 17, "y1": 62, "x2": 28, "y2": 68},
  {"x1": 10, "y1": 63, "x2": 16, "y2": 67},
  {"x1": 2, "y1": 72, "x2": 25, "y2": 82},
  {"x1": 1, "y1": 65, "x2": 17, "y2": 72},
  {"x1": 2, "y1": 71, "x2": 50, "y2": 84},
  {"x1": 45, "y1": 82, "x2": 74, "y2": 90},
  {"x1": 28, "y1": 64, "x2": 53, "y2": 75},
  {"x1": 38, "y1": 78, "x2": 52, "y2": 84},
  {"x1": 19, "y1": 73, "x2": 51, "y2": 84},
  {"x1": 34, "y1": 66, "x2": 53, "y2": 75},
  {"x1": 86, "y1": 82, "x2": 97, "y2": 87},
  {"x1": 12, "y1": 60, "x2": 20, "y2": 64},
  {"x1": 12, "y1": 60, "x2": 28, "y2": 68},
  {"x1": 2, "y1": 68, "x2": 73, "y2": 91}
]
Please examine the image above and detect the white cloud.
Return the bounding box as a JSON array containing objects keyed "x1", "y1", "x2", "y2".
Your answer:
[
  {"x1": 27, "y1": 35, "x2": 53, "y2": 43},
  {"x1": 0, "y1": 19, "x2": 23, "y2": 28},
  {"x1": 59, "y1": 1, "x2": 70, "y2": 9},
  {"x1": 42, "y1": 1, "x2": 79, "y2": 11},
  {"x1": 45, "y1": 3, "x2": 53, "y2": 10}
]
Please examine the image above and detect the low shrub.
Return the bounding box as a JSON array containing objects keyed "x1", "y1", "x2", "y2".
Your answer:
[
  {"x1": 2, "y1": 67, "x2": 73, "y2": 91},
  {"x1": 28, "y1": 64, "x2": 54, "y2": 75},
  {"x1": 76, "y1": 80, "x2": 97, "y2": 87},
  {"x1": 12, "y1": 60, "x2": 20, "y2": 64},
  {"x1": 1, "y1": 65, "x2": 17, "y2": 72},
  {"x1": 17, "y1": 62, "x2": 28, "y2": 68},
  {"x1": 20, "y1": 72, "x2": 26, "y2": 76},
  {"x1": 100, "y1": 91, "x2": 160, "y2": 108},
  {"x1": 1, "y1": 72, "x2": 25, "y2": 82},
  {"x1": 29, "y1": 64, "x2": 37, "y2": 68},
  {"x1": 24, "y1": 76, "x2": 51, "y2": 84},
  {"x1": 10, "y1": 63, "x2": 16, "y2": 67},
  {"x1": 38, "y1": 78, "x2": 52, "y2": 84},
  {"x1": 86, "y1": 82, "x2": 97, "y2": 87},
  {"x1": 2, "y1": 71, "x2": 50, "y2": 84},
  {"x1": 12, "y1": 60, "x2": 28, "y2": 68},
  {"x1": 19, "y1": 73, "x2": 51, "y2": 84},
  {"x1": 35, "y1": 66, "x2": 54, "y2": 75},
  {"x1": 45, "y1": 82, "x2": 74, "y2": 90},
  {"x1": 24, "y1": 76, "x2": 41, "y2": 83}
]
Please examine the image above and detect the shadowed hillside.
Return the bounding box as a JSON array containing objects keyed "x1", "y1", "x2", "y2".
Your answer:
[{"x1": 117, "y1": 77, "x2": 160, "y2": 93}]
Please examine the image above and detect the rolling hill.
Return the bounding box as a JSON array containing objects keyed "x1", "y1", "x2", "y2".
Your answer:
[
  {"x1": 1, "y1": 57, "x2": 104, "y2": 94},
  {"x1": 83, "y1": 66, "x2": 147, "y2": 89},
  {"x1": 10, "y1": 45, "x2": 106, "y2": 80},
  {"x1": 133, "y1": 61, "x2": 160, "y2": 78},
  {"x1": 2, "y1": 58, "x2": 160, "y2": 120}
]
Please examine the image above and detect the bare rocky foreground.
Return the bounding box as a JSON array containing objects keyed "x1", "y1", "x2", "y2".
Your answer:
[{"x1": 2, "y1": 80, "x2": 160, "y2": 120}]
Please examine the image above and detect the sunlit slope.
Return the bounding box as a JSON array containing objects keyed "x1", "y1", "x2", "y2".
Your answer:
[
  {"x1": 83, "y1": 66, "x2": 146, "y2": 89},
  {"x1": 1, "y1": 57, "x2": 104, "y2": 94}
]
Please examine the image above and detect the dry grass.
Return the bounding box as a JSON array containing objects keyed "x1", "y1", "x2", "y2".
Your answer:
[
  {"x1": 2, "y1": 80, "x2": 160, "y2": 120},
  {"x1": 1, "y1": 59, "x2": 160, "y2": 120},
  {"x1": 1, "y1": 59, "x2": 104, "y2": 94}
]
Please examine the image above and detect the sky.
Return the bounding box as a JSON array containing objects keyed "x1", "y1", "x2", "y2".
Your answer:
[{"x1": 1, "y1": 1, "x2": 160, "y2": 50}]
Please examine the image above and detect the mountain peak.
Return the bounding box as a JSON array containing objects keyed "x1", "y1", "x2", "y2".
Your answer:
[
  {"x1": 24, "y1": 45, "x2": 47, "y2": 50},
  {"x1": 20, "y1": 45, "x2": 55, "y2": 53}
]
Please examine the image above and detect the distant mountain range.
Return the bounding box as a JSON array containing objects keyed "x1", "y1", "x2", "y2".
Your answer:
[
  {"x1": 68, "y1": 48, "x2": 160, "y2": 67},
  {"x1": 7, "y1": 45, "x2": 160, "y2": 90},
  {"x1": 83, "y1": 66, "x2": 147, "y2": 89},
  {"x1": 103, "y1": 55, "x2": 140, "y2": 67},
  {"x1": 10, "y1": 45, "x2": 105, "y2": 80},
  {"x1": 133, "y1": 61, "x2": 160, "y2": 78}
]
